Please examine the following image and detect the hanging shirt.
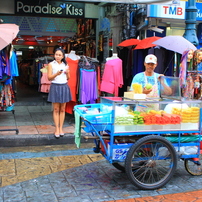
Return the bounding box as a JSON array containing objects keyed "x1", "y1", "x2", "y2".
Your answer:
[{"x1": 100, "y1": 58, "x2": 123, "y2": 96}]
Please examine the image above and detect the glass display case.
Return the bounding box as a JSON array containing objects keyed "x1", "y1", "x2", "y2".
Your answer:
[{"x1": 100, "y1": 97, "x2": 202, "y2": 134}]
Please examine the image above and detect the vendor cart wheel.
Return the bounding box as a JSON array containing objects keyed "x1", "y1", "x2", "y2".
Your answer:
[
  {"x1": 112, "y1": 162, "x2": 125, "y2": 172},
  {"x1": 184, "y1": 155, "x2": 202, "y2": 176},
  {"x1": 125, "y1": 135, "x2": 177, "y2": 190}
]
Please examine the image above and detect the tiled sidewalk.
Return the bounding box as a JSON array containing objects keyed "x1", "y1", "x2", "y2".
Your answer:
[
  {"x1": 0, "y1": 105, "x2": 75, "y2": 136},
  {"x1": 0, "y1": 105, "x2": 82, "y2": 146}
]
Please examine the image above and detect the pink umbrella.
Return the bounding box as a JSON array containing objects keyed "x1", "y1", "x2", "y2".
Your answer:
[{"x1": 0, "y1": 23, "x2": 19, "y2": 51}]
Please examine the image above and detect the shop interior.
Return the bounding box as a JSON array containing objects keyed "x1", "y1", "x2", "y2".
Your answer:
[{"x1": 11, "y1": 18, "x2": 97, "y2": 105}]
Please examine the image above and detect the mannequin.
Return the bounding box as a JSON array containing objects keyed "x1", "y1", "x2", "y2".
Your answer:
[
  {"x1": 65, "y1": 50, "x2": 80, "y2": 60},
  {"x1": 106, "y1": 53, "x2": 119, "y2": 61}
]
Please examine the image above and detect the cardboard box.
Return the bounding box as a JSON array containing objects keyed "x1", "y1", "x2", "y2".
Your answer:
[
  {"x1": 124, "y1": 92, "x2": 134, "y2": 99},
  {"x1": 124, "y1": 92, "x2": 146, "y2": 100}
]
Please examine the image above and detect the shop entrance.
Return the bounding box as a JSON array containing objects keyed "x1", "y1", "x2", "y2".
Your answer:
[
  {"x1": 13, "y1": 35, "x2": 64, "y2": 105},
  {"x1": 8, "y1": 17, "x2": 97, "y2": 105}
]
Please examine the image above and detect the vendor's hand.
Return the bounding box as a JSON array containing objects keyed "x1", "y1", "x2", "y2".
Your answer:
[
  {"x1": 143, "y1": 87, "x2": 153, "y2": 94},
  {"x1": 158, "y1": 74, "x2": 165, "y2": 81},
  {"x1": 158, "y1": 74, "x2": 164, "y2": 79}
]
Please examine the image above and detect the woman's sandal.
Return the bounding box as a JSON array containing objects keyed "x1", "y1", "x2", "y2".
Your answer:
[
  {"x1": 60, "y1": 133, "x2": 64, "y2": 137},
  {"x1": 54, "y1": 133, "x2": 60, "y2": 139}
]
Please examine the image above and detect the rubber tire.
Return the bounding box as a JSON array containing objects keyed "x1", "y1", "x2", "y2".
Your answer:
[
  {"x1": 125, "y1": 135, "x2": 177, "y2": 190},
  {"x1": 112, "y1": 162, "x2": 125, "y2": 172},
  {"x1": 184, "y1": 155, "x2": 202, "y2": 176}
]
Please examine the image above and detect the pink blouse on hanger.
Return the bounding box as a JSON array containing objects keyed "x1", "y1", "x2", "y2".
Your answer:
[{"x1": 100, "y1": 58, "x2": 123, "y2": 96}]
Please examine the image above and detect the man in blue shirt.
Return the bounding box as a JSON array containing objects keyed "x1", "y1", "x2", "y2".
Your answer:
[{"x1": 130, "y1": 54, "x2": 172, "y2": 97}]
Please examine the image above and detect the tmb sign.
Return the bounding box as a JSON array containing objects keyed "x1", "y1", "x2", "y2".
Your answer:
[{"x1": 15, "y1": 0, "x2": 85, "y2": 18}]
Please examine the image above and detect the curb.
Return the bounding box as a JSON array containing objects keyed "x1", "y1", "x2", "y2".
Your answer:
[{"x1": 0, "y1": 134, "x2": 94, "y2": 147}]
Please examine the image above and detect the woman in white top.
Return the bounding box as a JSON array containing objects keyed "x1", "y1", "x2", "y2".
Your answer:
[{"x1": 47, "y1": 48, "x2": 72, "y2": 138}]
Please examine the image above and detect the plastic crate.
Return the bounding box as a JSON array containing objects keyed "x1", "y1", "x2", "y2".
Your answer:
[{"x1": 74, "y1": 103, "x2": 112, "y2": 132}]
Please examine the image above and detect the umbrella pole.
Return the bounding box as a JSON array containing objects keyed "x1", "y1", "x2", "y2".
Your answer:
[{"x1": 163, "y1": 53, "x2": 175, "y2": 75}]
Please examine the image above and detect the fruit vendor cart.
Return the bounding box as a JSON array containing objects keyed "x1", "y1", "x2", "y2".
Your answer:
[{"x1": 74, "y1": 96, "x2": 202, "y2": 190}]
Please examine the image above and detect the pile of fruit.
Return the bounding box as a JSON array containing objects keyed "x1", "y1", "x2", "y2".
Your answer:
[
  {"x1": 172, "y1": 107, "x2": 200, "y2": 123},
  {"x1": 132, "y1": 83, "x2": 143, "y2": 94},
  {"x1": 115, "y1": 106, "x2": 200, "y2": 126},
  {"x1": 128, "y1": 111, "x2": 144, "y2": 124},
  {"x1": 115, "y1": 115, "x2": 134, "y2": 125},
  {"x1": 140, "y1": 110, "x2": 181, "y2": 125}
]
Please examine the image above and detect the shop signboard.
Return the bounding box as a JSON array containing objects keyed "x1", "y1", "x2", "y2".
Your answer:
[
  {"x1": 147, "y1": 0, "x2": 202, "y2": 21},
  {"x1": 15, "y1": 0, "x2": 85, "y2": 18},
  {"x1": 147, "y1": 0, "x2": 186, "y2": 19}
]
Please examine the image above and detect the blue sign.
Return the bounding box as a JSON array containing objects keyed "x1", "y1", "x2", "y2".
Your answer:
[{"x1": 196, "y1": 3, "x2": 202, "y2": 21}]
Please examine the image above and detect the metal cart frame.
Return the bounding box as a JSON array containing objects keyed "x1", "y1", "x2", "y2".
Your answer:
[{"x1": 74, "y1": 97, "x2": 202, "y2": 190}]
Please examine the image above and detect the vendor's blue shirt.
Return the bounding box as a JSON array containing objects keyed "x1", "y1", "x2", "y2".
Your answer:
[{"x1": 130, "y1": 72, "x2": 160, "y2": 94}]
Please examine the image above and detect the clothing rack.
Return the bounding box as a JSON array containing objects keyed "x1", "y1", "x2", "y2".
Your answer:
[
  {"x1": 36, "y1": 56, "x2": 54, "y2": 63},
  {"x1": 0, "y1": 46, "x2": 19, "y2": 134},
  {"x1": 80, "y1": 55, "x2": 99, "y2": 63}
]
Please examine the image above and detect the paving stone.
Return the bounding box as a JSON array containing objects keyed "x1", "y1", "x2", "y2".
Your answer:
[
  {"x1": 0, "y1": 119, "x2": 16, "y2": 126},
  {"x1": 39, "y1": 193, "x2": 58, "y2": 202},
  {"x1": 54, "y1": 185, "x2": 77, "y2": 199},
  {"x1": 58, "y1": 196, "x2": 92, "y2": 202},
  {"x1": 3, "y1": 184, "x2": 26, "y2": 201},
  {"x1": 0, "y1": 159, "x2": 15, "y2": 176},
  {"x1": 77, "y1": 189, "x2": 110, "y2": 200}
]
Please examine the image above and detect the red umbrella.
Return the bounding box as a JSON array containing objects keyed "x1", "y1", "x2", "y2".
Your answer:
[
  {"x1": 134, "y1": 36, "x2": 161, "y2": 50},
  {"x1": 118, "y1": 38, "x2": 141, "y2": 47}
]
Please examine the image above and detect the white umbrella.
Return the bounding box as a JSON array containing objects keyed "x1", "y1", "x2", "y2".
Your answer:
[
  {"x1": 152, "y1": 35, "x2": 197, "y2": 54},
  {"x1": 0, "y1": 23, "x2": 19, "y2": 51}
]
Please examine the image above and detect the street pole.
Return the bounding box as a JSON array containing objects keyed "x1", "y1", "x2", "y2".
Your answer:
[{"x1": 183, "y1": 0, "x2": 199, "y2": 47}]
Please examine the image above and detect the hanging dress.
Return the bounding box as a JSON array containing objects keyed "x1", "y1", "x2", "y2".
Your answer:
[
  {"x1": 65, "y1": 57, "x2": 79, "y2": 114},
  {"x1": 40, "y1": 64, "x2": 51, "y2": 93}
]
